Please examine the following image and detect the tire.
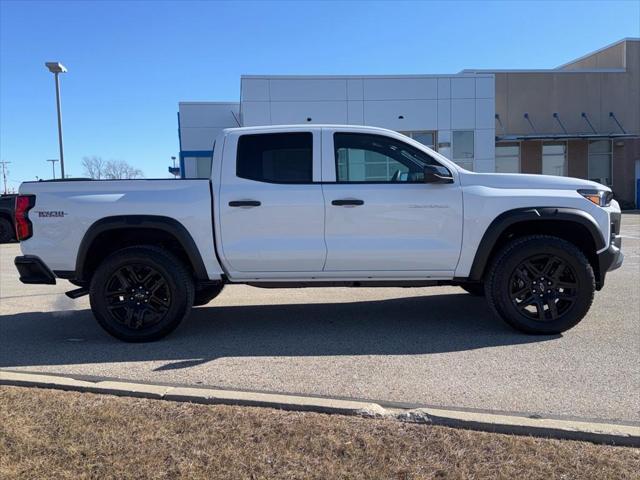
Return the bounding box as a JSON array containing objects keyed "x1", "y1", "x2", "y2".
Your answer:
[
  {"x1": 0, "y1": 217, "x2": 14, "y2": 243},
  {"x1": 89, "y1": 246, "x2": 195, "y2": 342},
  {"x1": 485, "y1": 235, "x2": 595, "y2": 335},
  {"x1": 460, "y1": 283, "x2": 485, "y2": 296},
  {"x1": 193, "y1": 283, "x2": 224, "y2": 306}
]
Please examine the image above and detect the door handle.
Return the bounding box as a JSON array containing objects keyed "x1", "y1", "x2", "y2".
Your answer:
[
  {"x1": 229, "y1": 200, "x2": 261, "y2": 207},
  {"x1": 331, "y1": 199, "x2": 364, "y2": 206}
]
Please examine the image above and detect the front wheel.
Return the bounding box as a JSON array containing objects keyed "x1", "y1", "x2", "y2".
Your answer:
[
  {"x1": 485, "y1": 235, "x2": 595, "y2": 334},
  {"x1": 89, "y1": 246, "x2": 194, "y2": 342}
]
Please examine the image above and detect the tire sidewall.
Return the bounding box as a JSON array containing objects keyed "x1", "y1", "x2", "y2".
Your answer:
[
  {"x1": 491, "y1": 239, "x2": 594, "y2": 334},
  {"x1": 90, "y1": 248, "x2": 193, "y2": 342}
]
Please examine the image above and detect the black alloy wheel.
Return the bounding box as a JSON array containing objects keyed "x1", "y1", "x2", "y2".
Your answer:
[
  {"x1": 485, "y1": 235, "x2": 595, "y2": 334},
  {"x1": 508, "y1": 254, "x2": 578, "y2": 322},
  {"x1": 90, "y1": 246, "x2": 194, "y2": 342},
  {"x1": 105, "y1": 264, "x2": 172, "y2": 330}
]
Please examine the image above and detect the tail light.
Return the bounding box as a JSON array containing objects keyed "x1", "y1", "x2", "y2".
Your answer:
[{"x1": 14, "y1": 195, "x2": 35, "y2": 241}]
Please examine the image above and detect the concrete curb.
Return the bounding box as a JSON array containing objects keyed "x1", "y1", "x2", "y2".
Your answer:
[{"x1": 1, "y1": 371, "x2": 638, "y2": 447}]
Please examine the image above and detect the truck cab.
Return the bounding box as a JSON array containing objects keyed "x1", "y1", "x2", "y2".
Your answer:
[{"x1": 215, "y1": 126, "x2": 462, "y2": 279}]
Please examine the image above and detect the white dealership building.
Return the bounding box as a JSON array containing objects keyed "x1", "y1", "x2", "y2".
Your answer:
[
  {"x1": 177, "y1": 39, "x2": 640, "y2": 208},
  {"x1": 178, "y1": 74, "x2": 496, "y2": 178}
]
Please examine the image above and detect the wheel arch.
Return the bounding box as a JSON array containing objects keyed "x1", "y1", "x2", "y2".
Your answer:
[
  {"x1": 74, "y1": 215, "x2": 209, "y2": 283},
  {"x1": 468, "y1": 207, "x2": 605, "y2": 286}
]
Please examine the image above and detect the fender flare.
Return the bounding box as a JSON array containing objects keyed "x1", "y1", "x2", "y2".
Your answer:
[
  {"x1": 468, "y1": 207, "x2": 605, "y2": 281},
  {"x1": 75, "y1": 215, "x2": 209, "y2": 281}
]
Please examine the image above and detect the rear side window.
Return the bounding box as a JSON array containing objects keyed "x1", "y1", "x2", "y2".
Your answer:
[{"x1": 237, "y1": 132, "x2": 313, "y2": 183}]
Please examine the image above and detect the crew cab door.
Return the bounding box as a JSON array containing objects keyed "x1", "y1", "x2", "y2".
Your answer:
[
  {"x1": 321, "y1": 129, "x2": 463, "y2": 274},
  {"x1": 217, "y1": 129, "x2": 326, "y2": 273}
]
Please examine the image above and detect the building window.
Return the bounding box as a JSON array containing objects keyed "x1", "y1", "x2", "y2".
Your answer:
[
  {"x1": 183, "y1": 155, "x2": 213, "y2": 179},
  {"x1": 495, "y1": 143, "x2": 520, "y2": 173},
  {"x1": 334, "y1": 132, "x2": 443, "y2": 183},
  {"x1": 236, "y1": 132, "x2": 313, "y2": 183},
  {"x1": 196, "y1": 157, "x2": 212, "y2": 178},
  {"x1": 400, "y1": 131, "x2": 436, "y2": 149},
  {"x1": 452, "y1": 131, "x2": 474, "y2": 171},
  {"x1": 588, "y1": 140, "x2": 612, "y2": 186},
  {"x1": 542, "y1": 142, "x2": 567, "y2": 176}
]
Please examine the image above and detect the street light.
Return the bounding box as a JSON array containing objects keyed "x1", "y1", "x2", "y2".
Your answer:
[
  {"x1": 46, "y1": 159, "x2": 59, "y2": 179},
  {"x1": 45, "y1": 62, "x2": 67, "y2": 179}
]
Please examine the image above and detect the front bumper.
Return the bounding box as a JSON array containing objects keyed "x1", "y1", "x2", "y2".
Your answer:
[
  {"x1": 596, "y1": 211, "x2": 623, "y2": 289},
  {"x1": 14, "y1": 255, "x2": 56, "y2": 285}
]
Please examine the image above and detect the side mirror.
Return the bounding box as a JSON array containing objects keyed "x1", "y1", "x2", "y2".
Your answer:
[{"x1": 423, "y1": 164, "x2": 454, "y2": 184}]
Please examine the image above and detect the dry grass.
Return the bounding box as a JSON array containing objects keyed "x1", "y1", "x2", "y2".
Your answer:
[{"x1": 0, "y1": 386, "x2": 638, "y2": 480}]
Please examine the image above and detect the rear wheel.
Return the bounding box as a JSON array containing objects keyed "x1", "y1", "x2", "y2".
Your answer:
[
  {"x1": 485, "y1": 235, "x2": 595, "y2": 334},
  {"x1": 0, "y1": 217, "x2": 14, "y2": 243},
  {"x1": 89, "y1": 246, "x2": 194, "y2": 342}
]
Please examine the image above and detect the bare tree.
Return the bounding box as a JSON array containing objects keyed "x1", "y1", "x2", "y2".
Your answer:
[
  {"x1": 82, "y1": 156, "x2": 144, "y2": 180},
  {"x1": 81, "y1": 156, "x2": 106, "y2": 179},
  {"x1": 104, "y1": 160, "x2": 144, "y2": 179}
]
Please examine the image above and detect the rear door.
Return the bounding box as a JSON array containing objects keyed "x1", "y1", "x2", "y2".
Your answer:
[
  {"x1": 321, "y1": 129, "x2": 463, "y2": 274},
  {"x1": 217, "y1": 129, "x2": 326, "y2": 273}
]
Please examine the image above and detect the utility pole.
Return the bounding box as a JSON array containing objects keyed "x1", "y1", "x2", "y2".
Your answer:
[
  {"x1": 0, "y1": 161, "x2": 10, "y2": 194},
  {"x1": 46, "y1": 159, "x2": 59, "y2": 179}
]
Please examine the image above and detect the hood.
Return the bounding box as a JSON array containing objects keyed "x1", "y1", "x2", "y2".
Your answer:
[{"x1": 458, "y1": 170, "x2": 609, "y2": 192}]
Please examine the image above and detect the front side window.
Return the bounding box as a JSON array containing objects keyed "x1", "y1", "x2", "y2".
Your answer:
[
  {"x1": 452, "y1": 131, "x2": 474, "y2": 171},
  {"x1": 495, "y1": 143, "x2": 520, "y2": 173},
  {"x1": 334, "y1": 133, "x2": 445, "y2": 183},
  {"x1": 588, "y1": 140, "x2": 612, "y2": 185},
  {"x1": 542, "y1": 142, "x2": 567, "y2": 176},
  {"x1": 237, "y1": 132, "x2": 312, "y2": 183}
]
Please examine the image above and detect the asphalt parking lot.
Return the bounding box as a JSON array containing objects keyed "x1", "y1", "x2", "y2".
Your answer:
[{"x1": 1, "y1": 213, "x2": 639, "y2": 424}]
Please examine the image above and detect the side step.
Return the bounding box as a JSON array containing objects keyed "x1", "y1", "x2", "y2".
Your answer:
[{"x1": 65, "y1": 287, "x2": 89, "y2": 299}]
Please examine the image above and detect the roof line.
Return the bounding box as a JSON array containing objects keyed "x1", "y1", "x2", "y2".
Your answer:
[
  {"x1": 459, "y1": 68, "x2": 626, "y2": 74},
  {"x1": 555, "y1": 37, "x2": 639, "y2": 69},
  {"x1": 240, "y1": 73, "x2": 493, "y2": 79},
  {"x1": 179, "y1": 101, "x2": 239, "y2": 105}
]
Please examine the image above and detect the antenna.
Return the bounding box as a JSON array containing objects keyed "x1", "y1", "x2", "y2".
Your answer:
[{"x1": 0, "y1": 160, "x2": 10, "y2": 194}]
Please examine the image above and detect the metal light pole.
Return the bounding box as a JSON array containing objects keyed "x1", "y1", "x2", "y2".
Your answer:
[
  {"x1": 45, "y1": 62, "x2": 67, "y2": 179},
  {"x1": 46, "y1": 159, "x2": 59, "y2": 179}
]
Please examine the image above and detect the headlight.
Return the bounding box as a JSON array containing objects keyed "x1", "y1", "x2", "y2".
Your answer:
[{"x1": 578, "y1": 189, "x2": 613, "y2": 207}]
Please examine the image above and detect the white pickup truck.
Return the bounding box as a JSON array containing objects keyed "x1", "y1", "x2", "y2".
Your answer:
[{"x1": 14, "y1": 125, "x2": 623, "y2": 341}]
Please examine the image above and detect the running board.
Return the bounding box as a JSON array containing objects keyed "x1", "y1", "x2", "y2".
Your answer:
[{"x1": 65, "y1": 287, "x2": 89, "y2": 299}]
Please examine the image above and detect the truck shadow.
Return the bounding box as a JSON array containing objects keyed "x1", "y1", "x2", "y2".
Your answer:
[{"x1": 0, "y1": 293, "x2": 560, "y2": 370}]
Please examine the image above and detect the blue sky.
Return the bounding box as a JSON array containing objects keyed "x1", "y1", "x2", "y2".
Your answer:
[{"x1": 1, "y1": 0, "x2": 638, "y2": 190}]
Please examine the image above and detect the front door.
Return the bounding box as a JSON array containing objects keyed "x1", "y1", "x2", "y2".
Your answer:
[
  {"x1": 218, "y1": 129, "x2": 326, "y2": 273},
  {"x1": 322, "y1": 130, "x2": 463, "y2": 274}
]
